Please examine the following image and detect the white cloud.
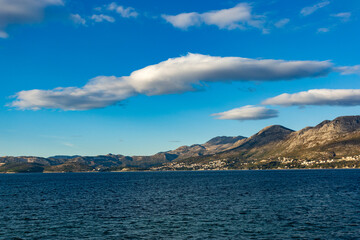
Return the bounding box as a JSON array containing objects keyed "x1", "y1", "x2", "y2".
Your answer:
[
  {"x1": 162, "y1": 3, "x2": 266, "y2": 31},
  {"x1": 331, "y1": 12, "x2": 351, "y2": 22},
  {"x1": 201, "y1": 3, "x2": 255, "y2": 29},
  {"x1": 87, "y1": 2, "x2": 138, "y2": 24},
  {"x1": 212, "y1": 105, "x2": 278, "y2": 120},
  {"x1": 70, "y1": 14, "x2": 86, "y2": 26},
  {"x1": 263, "y1": 89, "x2": 360, "y2": 106},
  {"x1": 11, "y1": 76, "x2": 136, "y2": 110},
  {"x1": 107, "y1": 2, "x2": 138, "y2": 18},
  {"x1": 315, "y1": 12, "x2": 352, "y2": 33},
  {"x1": 0, "y1": 31, "x2": 9, "y2": 38},
  {"x1": 91, "y1": 14, "x2": 115, "y2": 23},
  {"x1": 336, "y1": 65, "x2": 360, "y2": 75},
  {"x1": 9, "y1": 53, "x2": 337, "y2": 110},
  {"x1": 0, "y1": 0, "x2": 64, "y2": 38},
  {"x1": 300, "y1": 1, "x2": 330, "y2": 16},
  {"x1": 317, "y1": 27, "x2": 330, "y2": 33},
  {"x1": 127, "y1": 53, "x2": 332, "y2": 95},
  {"x1": 274, "y1": 18, "x2": 290, "y2": 28},
  {"x1": 162, "y1": 12, "x2": 202, "y2": 29}
]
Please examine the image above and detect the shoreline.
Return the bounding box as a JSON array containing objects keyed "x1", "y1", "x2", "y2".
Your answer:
[{"x1": 1, "y1": 167, "x2": 360, "y2": 174}]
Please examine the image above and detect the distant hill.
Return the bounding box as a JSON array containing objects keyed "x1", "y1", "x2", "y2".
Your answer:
[{"x1": 2, "y1": 116, "x2": 360, "y2": 173}]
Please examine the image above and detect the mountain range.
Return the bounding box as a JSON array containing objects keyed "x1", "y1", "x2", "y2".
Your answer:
[{"x1": 1, "y1": 115, "x2": 360, "y2": 173}]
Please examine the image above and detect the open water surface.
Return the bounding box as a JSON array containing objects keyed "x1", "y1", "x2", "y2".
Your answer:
[{"x1": 1, "y1": 170, "x2": 360, "y2": 239}]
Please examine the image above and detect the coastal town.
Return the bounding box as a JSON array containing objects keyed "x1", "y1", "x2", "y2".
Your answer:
[{"x1": 150, "y1": 156, "x2": 360, "y2": 171}]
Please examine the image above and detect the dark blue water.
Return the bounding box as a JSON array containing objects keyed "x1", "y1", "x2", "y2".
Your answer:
[{"x1": 1, "y1": 170, "x2": 360, "y2": 239}]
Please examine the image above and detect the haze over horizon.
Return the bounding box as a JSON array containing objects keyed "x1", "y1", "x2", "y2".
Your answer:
[{"x1": 1, "y1": 0, "x2": 360, "y2": 157}]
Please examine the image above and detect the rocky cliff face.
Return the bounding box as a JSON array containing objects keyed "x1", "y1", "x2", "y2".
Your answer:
[
  {"x1": 286, "y1": 116, "x2": 360, "y2": 149},
  {"x1": 278, "y1": 116, "x2": 360, "y2": 158}
]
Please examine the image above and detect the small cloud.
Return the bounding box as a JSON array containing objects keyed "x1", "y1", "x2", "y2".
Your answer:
[
  {"x1": 212, "y1": 105, "x2": 278, "y2": 121},
  {"x1": 336, "y1": 65, "x2": 360, "y2": 75},
  {"x1": 62, "y1": 142, "x2": 75, "y2": 148},
  {"x1": 331, "y1": 12, "x2": 351, "y2": 22},
  {"x1": 169, "y1": 140, "x2": 181, "y2": 143},
  {"x1": 262, "y1": 89, "x2": 360, "y2": 106},
  {"x1": 91, "y1": 14, "x2": 115, "y2": 23},
  {"x1": 317, "y1": 27, "x2": 330, "y2": 33},
  {"x1": 70, "y1": 14, "x2": 86, "y2": 26},
  {"x1": 162, "y1": 3, "x2": 266, "y2": 32},
  {"x1": 88, "y1": 2, "x2": 138, "y2": 24},
  {"x1": 162, "y1": 12, "x2": 202, "y2": 30},
  {"x1": 0, "y1": 31, "x2": 9, "y2": 39},
  {"x1": 107, "y1": 2, "x2": 138, "y2": 18},
  {"x1": 300, "y1": 1, "x2": 330, "y2": 16},
  {"x1": 274, "y1": 18, "x2": 290, "y2": 28}
]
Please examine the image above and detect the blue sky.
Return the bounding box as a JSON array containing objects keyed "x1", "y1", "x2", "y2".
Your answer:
[{"x1": 1, "y1": 0, "x2": 360, "y2": 157}]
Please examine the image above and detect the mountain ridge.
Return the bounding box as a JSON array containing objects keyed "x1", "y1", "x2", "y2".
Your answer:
[
  {"x1": 2, "y1": 115, "x2": 360, "y2": 172},
  {"x1": 171, "y1": 115, "x2": 360, "y2": 167}
]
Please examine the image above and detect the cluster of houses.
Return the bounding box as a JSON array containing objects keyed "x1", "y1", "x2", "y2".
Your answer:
[
  {"x1": 341, "y1": 155, "x2": 360, "y2": 161},
  {"x1": 151, "y1": 160, "x2": 228, "y2": 171},
  {"x1": 150, "y1": 155, "x2": 360, "y2": 171}
]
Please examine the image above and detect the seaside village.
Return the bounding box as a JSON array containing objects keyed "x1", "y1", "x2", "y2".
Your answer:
[{"x1": 150, "y1": 155, "x2": 360, "y2": 171}]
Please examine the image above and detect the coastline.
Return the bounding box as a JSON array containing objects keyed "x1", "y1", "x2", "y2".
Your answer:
[{"x1": 1, "y1": 167, "x2": 360, "y2": 174}]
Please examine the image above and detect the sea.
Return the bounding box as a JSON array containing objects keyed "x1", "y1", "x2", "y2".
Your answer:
[{"x1": 0, "y1": 170, "x2": 360, "y2": 239}]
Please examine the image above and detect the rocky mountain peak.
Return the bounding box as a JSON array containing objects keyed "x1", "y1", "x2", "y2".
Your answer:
[
  {"x1": 332, "y1": 116, "x2": 360, "y2": 131},
  {"x1": 314, "y1": 116, "x2": 360, "y2": 133},
  {"x1": 205, "y1": 136, "x2": 246, "y2": 146},
  {"x1": 256, "y1": 125, "x2": 294, "y2": 136},
  {"x1": 234, "y1": 125, "x2": 294, "y2": 149}
]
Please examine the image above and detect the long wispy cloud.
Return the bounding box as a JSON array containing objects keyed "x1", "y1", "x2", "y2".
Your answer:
[
  {"x1": 10, "y1": 53, "x2": 340, "y2": 110},
  {"x1": 212, "y1": 105, "x2": 278, "y2": 120},
  {"x1": 331, "y1": 12, "x2": 351, "y2": 22},
  {"x1": 300, "y1": 1, "x2": 330, "y2": 16},
  {"x1": 263, "y1": 89, "x2": 360, "y2": 106},
  {"x1": 274, "y1": 18, "x2": 290, "y2": 28},
  {"x1": 0, "y1": 0, "x2": 64, "y2": 38},
  {"x1": 127, "y1": 54, "x2": 332, "y2": 95},
  {"x1": 162, "y1": 3, "x2": 266, "y2": 32}
]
